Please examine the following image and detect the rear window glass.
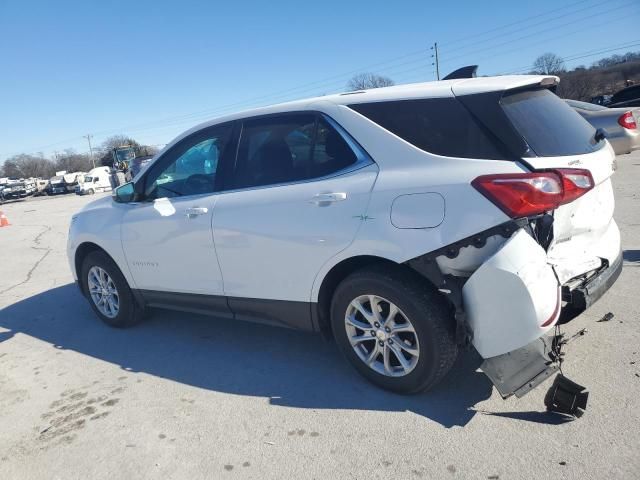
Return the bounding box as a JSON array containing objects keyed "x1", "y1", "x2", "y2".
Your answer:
[
  {"x1": 501, "y1": 89, "x2": 601, "y2": 157},
  {"x1": 348, "y1": 98, "x2": 507, "y2": 160},
  {"x1": 564, "y1": 99, "x2": 607, "y2": 112}
]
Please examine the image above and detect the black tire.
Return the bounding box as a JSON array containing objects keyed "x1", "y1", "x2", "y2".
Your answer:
[
  {"x1": 331, "y1": 265, "x2": 457, "y2": 394},
  {"x1": 88, "y1": 188, "x2": 95, "y2": 195},
  {"x1": 80, "y1": 250, "x2": 144, "y2": 328}
]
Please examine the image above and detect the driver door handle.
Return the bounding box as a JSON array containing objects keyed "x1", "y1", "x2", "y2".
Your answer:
[
  {"x1": 309, "y1": 192, "x2": 347, "y2": 205},
  {"x1": 185, "y1": 206, "x2": 209, "y2": 218}
]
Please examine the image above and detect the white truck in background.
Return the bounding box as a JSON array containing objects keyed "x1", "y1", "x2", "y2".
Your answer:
[
  {"x1": 63, "y1": 171, "x2": 86, "y2": 193},
  {"x1": 76, "y1": 167, "x2": 113, "y2": 195}
]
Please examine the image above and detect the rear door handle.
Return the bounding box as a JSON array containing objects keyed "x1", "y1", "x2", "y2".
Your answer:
[
  {"x1": 309, "y1": 192, "x2": 347, "y2": 205},
  {"x1": 185, "y1": 206, "x2": 209, "y2": 218}
]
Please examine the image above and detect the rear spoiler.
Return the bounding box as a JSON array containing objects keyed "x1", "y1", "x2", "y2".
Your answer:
[{"x1": 451, "y1": 75, "x2": 559, "y2": 96}]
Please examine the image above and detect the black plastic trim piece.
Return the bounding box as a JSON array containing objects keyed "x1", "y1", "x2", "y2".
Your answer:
[
  {"x1": 559, "y1": 251, "x2": 623, "y2": 323},
  {"x1": 442, "y1": 65, "x2": 478, "y2": 80},
  {"x1": 409, "y1": 219, "x2": 526, "y2": 264},
  {"x1": 134, "y1": 289, "x2": 315, "y2": 331},
  {"x1": 481, "y1": 335, "x2": 559, "y2": 399},
  {"x1": 139, "y1": 290, "x2": 234, "y2": 319},
  {"x1": 228, "y1": 297, "x2": 314, "y2": 331}
]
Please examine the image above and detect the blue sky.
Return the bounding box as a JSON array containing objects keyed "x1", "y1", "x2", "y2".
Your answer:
[{"x1": 1, "y1": 0, "x2": 639, "y2": 162}]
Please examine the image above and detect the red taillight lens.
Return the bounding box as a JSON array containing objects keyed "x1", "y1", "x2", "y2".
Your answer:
[
  {"x1": 556, "y1": 168, "x2": 594, "y2": 205},
  {"x1": 472, "y1": 169, "x2": 594, "y2": 218},
  {"x1": 618, "y1": 111, "x2": 637, "y2": 130},
  {"x1": 472, "y1": 172, "x2": 563, "y2": 217}
]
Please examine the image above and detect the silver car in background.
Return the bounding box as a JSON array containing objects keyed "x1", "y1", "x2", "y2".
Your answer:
[{"x1": 566, "y1": 99, "x2": 640, "y2": 156}]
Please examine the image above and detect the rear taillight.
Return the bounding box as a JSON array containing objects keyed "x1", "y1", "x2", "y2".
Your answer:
[
  {"x1": 472, "y1": 169, "x2": 594, "y2": 218},
  {"x1": 618, "y1": 111, "x2": 637, "y2": 130},
  {"x1": 556, "y1": 168, "x2": 595, "y2": 204}
]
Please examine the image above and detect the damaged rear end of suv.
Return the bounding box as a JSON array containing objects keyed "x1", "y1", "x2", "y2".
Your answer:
[
  {"x1": 338, "y1": 75, "x2": 621, "y2": 415},
  {"x1": 68, "y1": 74, "x2": 620, "y2": 416}
]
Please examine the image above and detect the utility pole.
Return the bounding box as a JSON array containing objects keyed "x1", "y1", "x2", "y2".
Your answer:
[
  {"x1": 431, "y1": 42, "x2": 440, "y2": 81},
  {"x1": 83, "y1": 134, "x2": 96, "y2": 168}
]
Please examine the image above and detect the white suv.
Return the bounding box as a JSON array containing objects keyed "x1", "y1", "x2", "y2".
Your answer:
[{"x1": 68, "y1": 75, "x2": 621, "y2": 399}]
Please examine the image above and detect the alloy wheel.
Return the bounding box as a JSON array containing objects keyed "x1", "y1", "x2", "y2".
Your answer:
[
  {"x1": 344, "y1": 295, "x2": 420, "y2": 377},
  {"x1": 87, "y1": 266, "x2": 120, "y2": 318}
]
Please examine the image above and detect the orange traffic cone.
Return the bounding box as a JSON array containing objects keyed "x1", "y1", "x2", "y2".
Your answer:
[{"x1": 0, "y1": 211, "x2": 10, "y2": 227}]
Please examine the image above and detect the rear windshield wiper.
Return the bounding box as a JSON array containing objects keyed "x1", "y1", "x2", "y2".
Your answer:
[{"x1": 592, "y1": 128, "x2": 607, "y2": 144}]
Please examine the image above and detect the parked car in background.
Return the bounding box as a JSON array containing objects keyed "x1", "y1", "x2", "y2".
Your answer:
[
  {"x1": 1, "y1": 178, "x2": 36, "y2": 200},
  {"x1": 76, "y1": 167, "x2": 113, "y2": 195},
  {"x1": 590, "y1": 94, "x2": 613, "y2": 106},
  {"x1": 69, "y1": 75, "x2": 620, "y2": 406},
  {"x1": 566, "y1": 99, "x2": 639, "y2": 155},
  {"x1": 607, "y1": 85, "x2": 640, "y2": 108}
]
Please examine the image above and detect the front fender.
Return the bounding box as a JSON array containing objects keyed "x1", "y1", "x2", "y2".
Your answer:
[{"x1": 67, "y1": 198, "x2": 132, "y2": 287}]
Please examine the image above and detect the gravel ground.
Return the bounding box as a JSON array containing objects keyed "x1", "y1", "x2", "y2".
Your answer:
[{"x1": 1, "y1": 152, "x2": 639, "y2": 480}]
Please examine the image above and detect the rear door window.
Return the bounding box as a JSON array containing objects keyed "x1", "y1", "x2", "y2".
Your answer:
[
  {"x1": 349, "y1": 98, "x2": 507, "y2": 160},
  {"x1": 231, "y1": 114, "x2": 358, "y2": 189},
  {"x1": 500, "y1": 89, "x2": 601, "y2": 157}
]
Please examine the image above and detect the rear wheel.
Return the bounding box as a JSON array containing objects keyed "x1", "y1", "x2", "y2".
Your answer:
[
  {"x1": 81, "y1": 251, "x2": 144, "y2": 327},
  {"x1": 331, "y1": 266, "x2": 457, "y2": 394}
]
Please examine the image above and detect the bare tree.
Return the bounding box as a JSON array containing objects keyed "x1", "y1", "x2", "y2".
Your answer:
[
  {"x1": 98, "y1": 135, "x2": 141, "y2": 166},
  {"x1": 1, "y1": 154, "x2": 56, "y2": 178},
  {"x1": 347, "y1": 73, "x2": 395, "y2": 91},
  {"x1": 533, "y1": 53, "x2": 566, "y2": 75},
  {"x1": 100, "y1": 135, "x2": 139, "y2": 152},
  {"x1": 557, "y1": 71, "x2": 597, "y2": 101},
  {"x1": 55, "y1": 150, "x2": 93, "y2": 173}
]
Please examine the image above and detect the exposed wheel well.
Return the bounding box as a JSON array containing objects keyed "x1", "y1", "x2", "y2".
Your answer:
[
  {"x1": 315, "y1": 255, "x2": 436, "y2": 338},
  {"x1": 74, "y1": 242, "x2": 110, "y2": 289}
]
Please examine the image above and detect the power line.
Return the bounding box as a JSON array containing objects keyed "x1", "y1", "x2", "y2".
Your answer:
[
  {"x1": 439, "y1": 2, "x2": 638, "y2": 67},
  {"x1": 439, "y1": 0, "x2": 614, "y2": 56},
  {"x1": 438, "y1": 0, "x2": 594, "y2": 48},
  {"x1": 70, "y1": 2, "x2": 624, "y2": 141},
  {"x1": 503, "y1": 41, "x2": 640, "y2": 74},
  {"x1": 4, "y1": 2, "x2": 639, "y2": 158},
  {"x1": 96, "y1": 2, "x2": 638, "y2": 138}
]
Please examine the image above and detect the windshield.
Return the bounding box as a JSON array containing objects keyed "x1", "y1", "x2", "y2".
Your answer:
[
  {"x1": 501, "y1": 89, "x2": 602, "y2": 157},
  {"x1": 115, "y1": 147, "x2": 136, "y2": 163},
  {"x1": 84, "y1": 176, "x2": 93, "y2": 182}
]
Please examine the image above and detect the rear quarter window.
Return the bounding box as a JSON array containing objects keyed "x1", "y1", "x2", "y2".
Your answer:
[
  {"x1": 501, "y1": 89, "x2": 601, "y2": 157},
  {"x1": 348, "y1": 98, "x2": 508, "y2": 160}
]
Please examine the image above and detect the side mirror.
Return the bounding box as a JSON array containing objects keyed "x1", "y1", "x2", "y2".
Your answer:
[{"x1": 113, "y1": 182, "x2": 135, "y2": 203}]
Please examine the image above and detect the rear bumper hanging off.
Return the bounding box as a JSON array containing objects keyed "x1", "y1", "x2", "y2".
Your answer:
[
  {"x1": 561, "y1": 252, "x2": 623, "y2": 323},
  {"x1": 481, "y1": 331, "x2": 590, "y2": 418},
  {"x1": 480, "y1": 335, "x2": 559, "y2": 398}
]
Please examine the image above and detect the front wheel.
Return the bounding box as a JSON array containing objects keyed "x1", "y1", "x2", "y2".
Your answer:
[
  {"x1": 331, "y1": 266, "x2": 457, "y2": 394},
  {"x1": 87, "y1": 188, "x2": 95, "y2": 195},
  {"x1": 81, "y1": 251, "x2": 144, "y2": 327}
]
